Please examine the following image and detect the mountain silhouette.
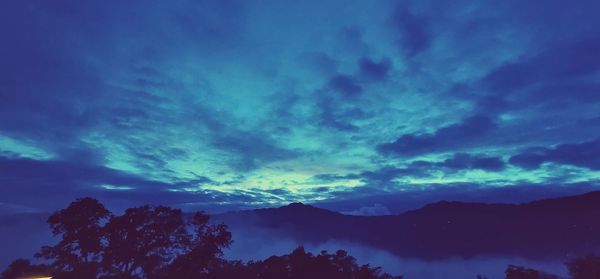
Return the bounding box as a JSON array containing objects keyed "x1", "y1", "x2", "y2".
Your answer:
[{"x1": 215, "y1": 191, "x2": 600, "y2": 260}]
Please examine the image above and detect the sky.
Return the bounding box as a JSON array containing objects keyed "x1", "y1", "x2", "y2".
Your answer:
[{"x1": 0, "y1": 0, "x2": 599, "y2": 214}]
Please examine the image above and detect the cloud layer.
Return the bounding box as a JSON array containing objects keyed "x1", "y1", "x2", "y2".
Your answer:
[{"x1": 0, "y1": 0, "x2": 599, "y2": 213}]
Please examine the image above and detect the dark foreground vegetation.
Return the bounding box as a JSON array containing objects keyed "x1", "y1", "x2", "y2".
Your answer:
[
  {"x1": 0, "y1": 198, "x2": 400, "y2": 279},
  {"x1": 2, "y1": 198, "x2": 600, "y2": 279}
]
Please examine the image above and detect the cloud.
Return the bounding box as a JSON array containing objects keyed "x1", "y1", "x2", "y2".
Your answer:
[
  {"x1": 441, "y1": 153, "x2": 505, "y2": 171},
  {"x1": 525, "y1": 81, "x2": 600, "y2": 107},
  {"x1": 0, "y1": 0, "x2": 104, "y2": 146},
  {"x1": 300, "y1": 52, "x2": 339, "y2": 76},
  {"x1": 0, "y1": 156, "x2": 259, "y2": 214},
  {"x1": 391, "y1": 7, "x2": 431, "y2": 56},
  {"x1": 212, "y1": 131, "x2": 297, "y2": 171},
  {"x1": 315, "y1": 97, "x2": 363, "y2": 132},
  {"x1": 0, "y1": 0, "x2": 599, "y2": 215},
  {"x1": 313, "y1": 153, "x2": 505, "y2": 190},
  {"x1": 0, "y1": 0, "x2": 253, "y2": 167},
  {"x1": 477, "y1": 38, "x2": 600, "y2": 113},
  {"x1": 358, "y1": 57, "x2": 392, "y2": 81},
  {"x1": 377, "y1": 115, "x2": 496, "y2": 157},
  {"x1": 312, "y1": 173, "x2": 360, "y2": 182},
  {"x1": 509, "y1": 138, "x2": 600, "y2": 170},
  {"x1": 0, "y1": 156, "x2": 169, "y2": 191},
  {"x1": 360, "y1": 166, "x2": 425, "y2": 185},
  {"x1": 327, "y1": 75, "x2": 363, "y2": 97},
  {"x1": 343, "y1": 203, "x2": 391, "y2": 216}
]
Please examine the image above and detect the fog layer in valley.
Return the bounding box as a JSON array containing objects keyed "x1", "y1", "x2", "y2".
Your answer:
[{"x1": 225, "y1": 226, "x2": 569, "y2": 279}]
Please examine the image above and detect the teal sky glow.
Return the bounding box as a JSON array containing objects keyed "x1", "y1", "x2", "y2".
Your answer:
[{"x1": 1, "y1": 0, "x2": 599, "y2": 213}]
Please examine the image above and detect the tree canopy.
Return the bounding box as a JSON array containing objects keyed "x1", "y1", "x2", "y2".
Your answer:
[
  {"x1": 1, "y1": 198, "x2": 401, "y2": 279},
  {"x1": 4, "y1": 198, "x2": 231, "y2": 279}
]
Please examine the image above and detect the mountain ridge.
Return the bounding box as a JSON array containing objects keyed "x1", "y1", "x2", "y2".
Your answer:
[
  {"x1": 220, "y1": 190, "x2": 600, "y2": 217},
  {"x1": 214, "y1": 190, "x2": 600, "y2": 260}
]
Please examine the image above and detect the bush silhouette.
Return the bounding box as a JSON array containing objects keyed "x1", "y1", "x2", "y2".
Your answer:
[
  {"x1": 0, "y1": 259, "x2": 50, "y2": 279},
  {"x1": 221, "y1": 247, "x2": 402, "y2": 279}
]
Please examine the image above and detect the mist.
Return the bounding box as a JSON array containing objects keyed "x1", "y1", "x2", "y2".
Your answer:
[
  {"x1": 0, "y1": 211, "x2": 573, "y2": 278},
  {"x1": 224, "y1": 226, "x2": 569, "y2": 279}
]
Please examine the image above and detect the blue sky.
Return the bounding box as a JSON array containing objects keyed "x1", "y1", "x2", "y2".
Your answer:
[{"x1": 0, "y1": 0, "x2": 599, "y2": 214}]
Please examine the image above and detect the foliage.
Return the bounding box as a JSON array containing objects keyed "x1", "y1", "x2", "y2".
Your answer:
[
  {"x1": 7, "y1": 197, "x2": 231, "y2": 279},
  {"x1": 1, "y1": 198, "x2": 400, "y2": 279},
  {"x1": 36, "y1": 197, "x2": 110, "y2": 275},
  {"x1": 236, "y1": 247, "x2": 403, "y2": 279},
  {"x1": 101, "y1": 205, "x2": 189, "y2": 277},
  {"x1": 505, "y1": 265, "x2": 560, "y2": 279},
  {"x1": 0, "y1": 259, "x2": 50, "y2": 279}
]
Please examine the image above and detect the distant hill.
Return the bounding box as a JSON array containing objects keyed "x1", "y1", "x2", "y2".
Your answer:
[{"x1": 215, "y1": 191, "x2": 600, "y2": 260}]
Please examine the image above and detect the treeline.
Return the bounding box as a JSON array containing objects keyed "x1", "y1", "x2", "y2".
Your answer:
[
  {"x1": 2, "y1": 198, "x2": 600, "y2": 279},
  {"x1": 0, "y1": 198, "x2": 400, "y2": 279}
]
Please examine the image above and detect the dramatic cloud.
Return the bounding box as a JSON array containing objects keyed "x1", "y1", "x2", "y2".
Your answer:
[
  {"x1": 377, "y1": 115, "x2": 496, "y2": 157},
  {"x1": 482, "y1": 39, "x2": 600, "y2": 95},
  {"x1": 328, "y1": 75, "x2": 363, "y2": 97},
  {"x1": 343, "y1": 203, "x2": 391, "y2": 216},
  {"x1": 0, "y1": 156, "x2": 260, "y2": 213},
  {"x1": 358, "y1": 57, "x2": 392, "y2": 81},
  {"x1": 474, "y1": 38, "x2": 600, "y2": 116},
  {"x1": 0, "y1": 0, "x2": 598, "y2": 213},
  {"x1": 391, "y1": 7, "x2": 431, "y2": 56},
  {"x1": 211, "y1": 131, "x2": 297, "y2": 171},
  {"x1": 509, "y1": 138, "x2": 600, "y2": 170},
  {"x1": 441, "y1": 153, "x2": 505, "y2": 172}
]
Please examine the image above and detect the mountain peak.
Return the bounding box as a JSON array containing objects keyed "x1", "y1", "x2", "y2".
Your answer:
[{"x1": 280, "y1": 202, "x2": 313, "y2": 209}]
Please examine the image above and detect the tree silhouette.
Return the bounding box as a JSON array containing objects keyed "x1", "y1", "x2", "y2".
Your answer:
[
  {"x1": 35, "y1": 197, "x2": 111, "y2": 278},
  {"x1": 10, "y1": 198, "x2": 232, "y2": 279},
  {"x1": 101, "y1": 205, "x2": 189, "y2": 278},
  {"x1": 152, "y1": 212, "x2": 232, "y2": 279},
  {"x1": 240, "y1": 247, "x2": 402, "y2": 279},
  {"x1": 1, "y1": 198, "x2": 402, "y2": 279},
  {"x1": 505, "y1": 265, "x2": 559, "y2": 279},
  {"x1": 0, "y1": 259, "x2": 50, "y2": 279},
  {"x1": 566, "y1": 254, "x2": 600, "y2": 279}
]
